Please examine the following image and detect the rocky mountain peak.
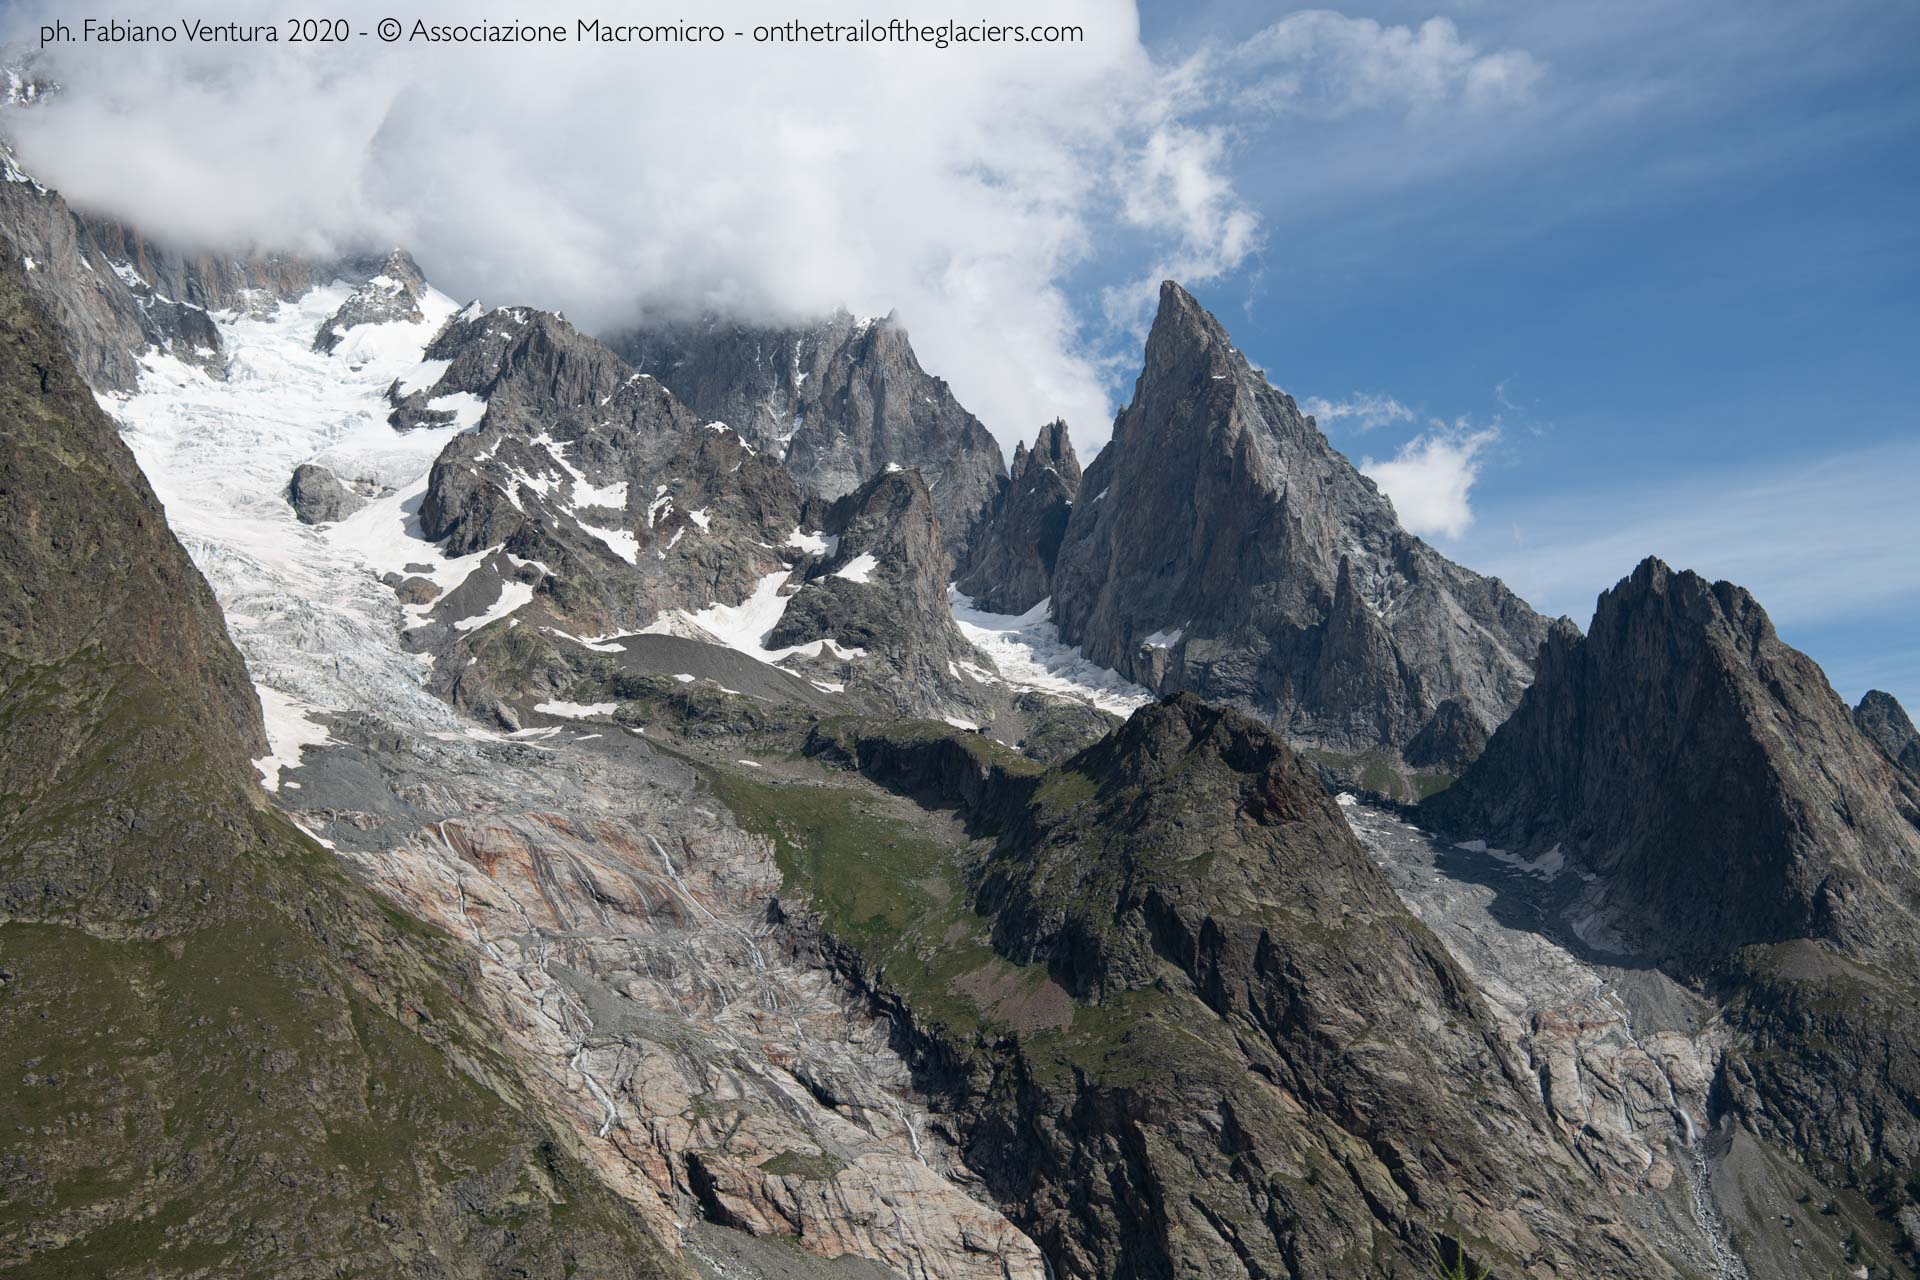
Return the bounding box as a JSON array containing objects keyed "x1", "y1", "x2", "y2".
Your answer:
[
  {"x1": 1143, "y1": 278, "x2": 1230, "y2": 361},
  {"x1": 613, "y1": 304, "x2": 1006, "y2": 560},
  {"x1": 1426, "y1": 555, "x2": 1920, "y2": 968},
  {"x1": 767, "y1": 466, "x2": 988, "y2": 716},
  {"x1": 954, "y1": 419, "x2": 1081, "y2": 615},
  {"x1": 1011, "y1": 417, "x2": 1079, "y2": 485},
  {"x1": 313, "y1": 248, "x2": 428, "y2": 352},
  {"x1": 1855, "y1": 688, "x2": 1920, "y2": 775},
  {"x1": 1044, "y1": 280, "x2": 1547, "y2": 781}
]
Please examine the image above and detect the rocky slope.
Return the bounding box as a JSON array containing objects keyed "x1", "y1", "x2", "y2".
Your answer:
[
  {"x1": 1424, "y1": 557, "x2": 1920, "y2": 1255},
  {"x1": 954, "y1": 419, "x2": 1079, "y2": 615},
  {"x1": 615, "y1": 310, "x2": 1007, "y2": 558},
  {"x1": 0, "y1": 257, "x2": 685, "y2": 1279},
  {"x1": 384, "y1": 300, "x2": 999, "y2": 724},
  {"x1": 1040, "y1": 282, "x2": 1548, "y2": 772},
  {"x1": 787, "y1": 699, "x2": 1694, "y2": 1279},
  {"x1": 1858, "y1": 688, "x2": 1920, "y2": 776},
  {"x1": 1425, "y1": 556, "x2": 1920, "y2": 969},
  {"x1": 766, "y1": 468, "x2": 990, "y2": 718}
]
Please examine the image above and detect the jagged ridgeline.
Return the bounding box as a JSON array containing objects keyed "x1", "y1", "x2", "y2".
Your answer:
[
  {"x1": 7, "y1": 87, "x2": 1920, "y2": 1277},
  {"x1": 782, "y1": 699, "x2": 1687, "y2": 1279},
  {"x1": 0, "y1": 261, "x2": 683, "y2": 1275}
]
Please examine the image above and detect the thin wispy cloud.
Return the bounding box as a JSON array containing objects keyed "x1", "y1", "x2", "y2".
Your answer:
[
  {"x1": 1229, "y1": 11, "x2": 1543, "y2": 118},
  {"x1": 1303, "y1": 391, "x2": 1415, "y2": 432}
]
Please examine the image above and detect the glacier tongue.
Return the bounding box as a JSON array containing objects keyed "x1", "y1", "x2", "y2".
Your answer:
[
  {"x1": 90, "y1": 280, "x2": 1051, "y2": 1279},
  {"x1": 100, "y1": 283, "x2": 479, "y2": 788},
  {"x1": 1339, "y1": 799, "x2": 1745, "y2": 1280}
]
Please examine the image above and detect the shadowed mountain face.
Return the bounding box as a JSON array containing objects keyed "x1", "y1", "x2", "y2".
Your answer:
[
  {"x1": 1858, "y1": 688, "x2": 1920, "y2": 776},
  {"x1": 954, "y1": 419, "x2": 1080, "y2": 615},
  {"x1": 1425, "y1": 556, "x2": 1920, "y2": 969},
  {"x1": 615, "y1": 311, "x2": 1008, "y2": 559},
  {"x1": 1045, "y1": 282, "x2": 1548, "y2": 764},
  {"x1": 0, "y1": 259, "x2": 684, "y2": 1278},
  {"x1": 767, "y1": 468, "x2": 985, "y2": 715},
  {"x1": 1425, "y1": 557, "x2": 1920, "y2": 1230},
  {"x1": 797, "y1": 698, "x2": 1684, "y2": 1280}
]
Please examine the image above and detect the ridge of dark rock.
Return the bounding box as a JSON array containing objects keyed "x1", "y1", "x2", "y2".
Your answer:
[
  {"x1": 613, "y1": 309, "x2": 1007, "y2": 559},
  {"x1": 954, "y1": 419, "x2": 1079, "y2": 614},
  {"x1": 1857, "y1": 688, "x2": 1920, "y2": 776},
  {"x1": 1425, "y1": 555, "x2": 1920, "y2": 968},
  {"x1": 1046, "y1": 280, "x2": 1548, "y2": 769},
  {"x1": 767, "y1": 468, "x2": 984, "y2": 716},
  {"x1": 794, "y1": 698, "x2": 1684, "y2": 1279},
  {"x1": 1422, "y1": 556, "x2": 1920, "y2": 1232}
]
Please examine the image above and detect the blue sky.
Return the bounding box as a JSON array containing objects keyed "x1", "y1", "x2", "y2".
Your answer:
[{"x1": 1116, "y1": 0, "x2": 1920, "y2": 711}]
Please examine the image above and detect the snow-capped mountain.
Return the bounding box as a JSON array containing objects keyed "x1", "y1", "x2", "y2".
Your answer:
[{"x1": 6, "y1": 115, "x2": 1920, "y2": 1280}]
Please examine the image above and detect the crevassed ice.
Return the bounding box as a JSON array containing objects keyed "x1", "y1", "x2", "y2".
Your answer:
[{"x1": 101, "y1": 282, "x2": 490, "y2": 789}]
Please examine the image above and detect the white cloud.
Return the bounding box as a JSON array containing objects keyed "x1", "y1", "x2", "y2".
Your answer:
[
  {"x1": 1303, "y1": 390, "x2": 1415, "y2": 432},
  {"x1": 0, "y1": 0, "x2": 1264, "y2": 455},
  {"x1": 1101, "y1": 118, "x2": 1261, "y2": 331},
  {"x1": 1361, "y1": 422, "x2": 1497, "y2": 539},
  {"x1": 1230, "y1": 11, "x2": 1544, "y2": 118},
  {"x1": 0, "y1": 3, "x2": 1555, "y2": 453}
]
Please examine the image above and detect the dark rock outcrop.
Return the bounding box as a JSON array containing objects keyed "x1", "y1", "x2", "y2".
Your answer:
[
  {"x1": 285, "y1": 462, "x2": 365, "y2": 524},
  {"x1": 0, "y1": 258, "x2": 683, "y2": 1279},
  {"x1": 1049, "y1": 282, "x2": 1549, "y2": 761},
  {"x1": 1401, "y1": 695, "x2": 1489, "y2": 771},
  {"x1": 1857, "y1": 688, "x2": 1920, "y2": 776},
  {"x1": 1424, "y1": 556, "x2": 1920, "y2": 969},
  {"x1": 954, "y1": 419, "x2": 1079, "y2": 614},
  {"x1": 767, "y1": 468, "x2": 984, "y2": 716},
  {"x1": 1420, "y1": 558, "x2": 1920, "y2": 1219},
  {"x1": 614, "y1": 310, "x2": 1007, "y2": 558},
  {"x1": 312, "y1": 248, "x2": 426, "y2": 351},
  {"x1": 795, "y1": 698, "x2": 1685, "y2": 1279}
]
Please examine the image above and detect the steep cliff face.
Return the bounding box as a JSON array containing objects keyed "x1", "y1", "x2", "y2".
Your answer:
[
  {"x1": 954, "y1": 419, "x2": 1079, "y2": 615},
  {"x1": 615, "y1": 310, "x2": 1007, "y2": 558},
  {"x1": 1425, "y1": 557, "x2": 1920, "y2": 969},
  {"x1": 0, "y1": 260, "x2": 684, "y2": 1278},
  {"x1": 1, "y1": 126, "x2": 316, "y2": 390},
  {"x1": 1048, "y1": 282, "x2": 1548, "y2": 762},
  {"x1": 1857, "y1": 688, "x2": 1920, "y2": 776},
  {"x1": 1425, "y1": 558, "x2": 1920, "y2": 1231},
  {"x1": 767, "y1": 469, "x2": 986, "y2": 716},
  {"x1": 791, "y1": 700, "x2": 1685, "y2": 1280}
]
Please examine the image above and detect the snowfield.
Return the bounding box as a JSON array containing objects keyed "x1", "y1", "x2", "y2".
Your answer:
[
  {"x1": 947, "y1": 588, "x2": 1154, "y2": 716},
  {"x1": 100, "y1": 284, "x2": 486, "y2": 788}
]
